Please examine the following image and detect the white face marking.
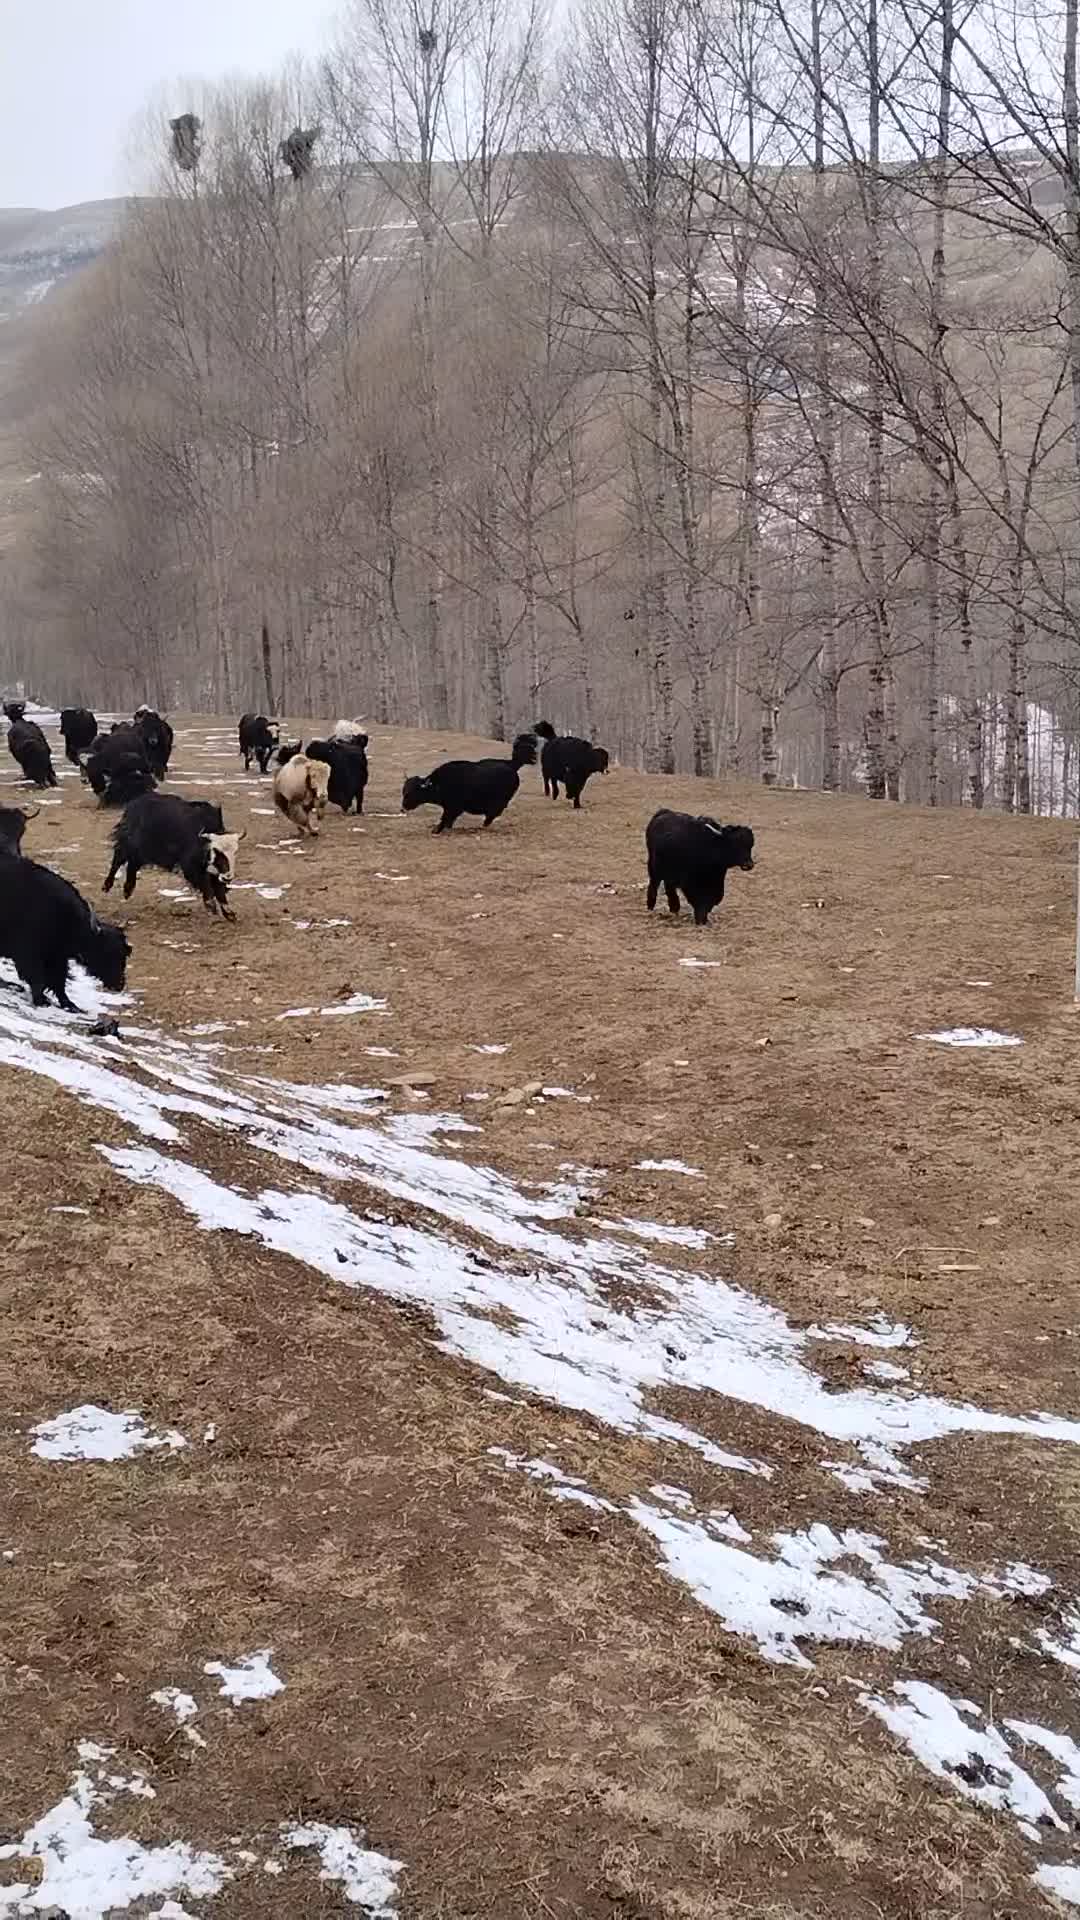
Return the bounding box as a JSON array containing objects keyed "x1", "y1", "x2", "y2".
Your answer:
[{"x1": 204, "y1": 831, "x2": 241, "y2": 880}]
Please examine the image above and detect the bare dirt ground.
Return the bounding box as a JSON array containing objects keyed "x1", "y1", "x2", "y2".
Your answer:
[{"x1": 3, "y1": 715, "x2": 1080, "y2": 1918}]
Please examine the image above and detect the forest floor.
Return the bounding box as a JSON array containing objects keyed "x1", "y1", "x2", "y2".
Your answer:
[{"x1": 2, "y1": 714, "x2": 1080, "y2": 1919}]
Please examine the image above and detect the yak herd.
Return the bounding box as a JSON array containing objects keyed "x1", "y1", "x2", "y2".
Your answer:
[{"x1": 0, "y1": 700, "x2": 755, "y2": 1014}]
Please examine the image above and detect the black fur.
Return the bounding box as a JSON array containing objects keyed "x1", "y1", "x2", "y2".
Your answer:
[
  {"x1": 0, "y1": 850, "x2": 130, "y2": 1010},
  {"x1": 238, "y1": 712, "x2": 280, "y2": 774},
  {"x1": 7, "y1": 717, "x2": 57, "y2": 788},
  {"x1": 305, "y1": 736, "x2": 369, "y2": 813},
  {"x1": 645, "y1": 810, "x2": 755, "y2": 926},
  {"x1": 60, "y1": 707, "x2": 98, "y2": 762},
  {"x1": 402, "y1": 732, "x2": 537, "y2": 833},
  {"x1": 103, "y1": 794, "x2": 235, "y2": 917},
  {"x1": 534, "y1": 721, "x2": 609, "y2": 809}
]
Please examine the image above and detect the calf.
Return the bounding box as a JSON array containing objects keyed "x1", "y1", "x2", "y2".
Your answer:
[
  {"x1": 7, "y1": 717, "x2": 58, "y2": 788},
  {"x1": 3, "y1": 700, "x2": 26, "y2": 724},
  {"x1": 645, "y1": 809, "x2": 755, "y2": 926},
  {"x1": 238, "y1": 712, "x2": 280, "y2": 773},
  {"x1": 133, "y1": 706, "x2": 174, "y2": 779},
  {"x1": 0, "y1": 802, "x2": 38, "y2": 852},
  {"x1": 306, "y1": 734, "x2": 368, "y2": 814},
  {"x1": 274, "y1": 753, "x2": 331, "y2": 836},
  {"x1": 104, "y1": 793, "x2": 241, "y2": 918},
  {"x1": 0, "y1": 849, "x2": 130, "y2": 1009},
  {"x1": 275, "y1": 739, "x2": 303, "y2": 766},
  {"x1": 534, "y1": 721, "x2": 609, "y2": 809},
  {"x1": 59, "y1": 707, "x2": 98, "y2": 763},
  {"x1": 85, "y1": 728, "x2": 157, "y2": 806},
  {"x1": 402, "y1": 732, "x2": 537, "y2": 833}
]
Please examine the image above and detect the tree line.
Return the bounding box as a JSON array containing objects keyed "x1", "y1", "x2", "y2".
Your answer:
[{"x1": 7, "y1": 0, "x2": 1080, "y2": 812}]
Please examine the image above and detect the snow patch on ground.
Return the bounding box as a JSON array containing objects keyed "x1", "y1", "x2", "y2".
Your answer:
[
  {"x1": 0, "y1": 1742, "x2": 229, "y2": 1917},
  {"x1": 282, "y1": 1823, "x2": 403, "y2": 1914},
  {"x1": 861, "y1": 1681, "x2": 1064, "y2": 1827},
  {"x1": 203, "y1": 1650, "x2": 283, "y2": 1704},
  {"x1": 277, "y1": 993, "x2": 388, "y2": 1020},
  {"x1": 635, "y1": 1158, "x2": 705, "y2": 1177},
  {"x1": 31, "y1": 1405, "x2": 187, "y2": 1463},
  {"x1": 918, "y1": 1027, "x2": 1022, "y2": 1048}
]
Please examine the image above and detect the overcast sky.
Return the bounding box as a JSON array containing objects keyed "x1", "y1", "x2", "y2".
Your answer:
[{"x1": 3, "y1": 0, "x2": 336, "y2": 209}]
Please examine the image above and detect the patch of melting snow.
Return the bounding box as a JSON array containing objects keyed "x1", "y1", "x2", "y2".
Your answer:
[
  {"x1": 860, "y1": 1682, "x2": 1064, "y2": 1826},
  {"x1": 200, "y1": 1643, "x2": 278, "y2": 1704},
  {"x1": 635, "y1": 1158, "x2": 705, "y2": 1178},
  {"x1": 277, "y1": 993, "x2": 388, "y2": 1020},
  {"x1": 597, "y1": 1216, "x2": 720, "y2": 1251},
  {"x1": 31, "y1": 1406, "x2": 187, "y2": 1463},
  {"x1": 489, "y1": 1447, "x2": 617, "y2": 1512},
  {"x1": 50, "y1": 1204, "x2": 89, "y2": 1215},
  {"x1": 678, "y1": 957, "x2": 724, "y2": 968},
  {"x1": 282, "y1": 1823, "x2": 403, "y2": 1915},
  {"x1": 203, "y1": 1649, "x2": 283, "y2": 1704},
  {"x1": 470, "y1": 1042, "x2": 509, "y2": 1054},
  {"x1": 150, "y1": 1689, "x2": 207, "y2": 1750},
  {"x1": 864, "y1": 1360, "x2": 911, "y2": 1383},
  {"x1": 1036, "y1": 1604, "x2": 1080, "y2": 1670},
  {"x1": 0, "y1": 1742, "x2": 229, "y2": 1917},
  {"x1": 918, "y1": 1026, "x2": 1022, "y2": 1048},
  {"x1": 1035, "y1": 1864, "x2": 1080, "y2": 1906},
  {"x1": 232, "y1": 882, "x2": 289, "y2": 901},
  {"x1": 809, "y1": 1315, "x2": 913, "y2": 1350},
  {"x1": 1007, "y1": 1721, "x2": 1080, "y2": 1811}
]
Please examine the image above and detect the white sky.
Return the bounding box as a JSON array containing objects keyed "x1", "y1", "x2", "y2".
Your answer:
[{"x1": 2, "y1": 0, "x2": 337, "y2": 209}]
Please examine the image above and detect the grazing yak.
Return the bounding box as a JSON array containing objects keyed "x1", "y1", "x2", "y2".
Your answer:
[
  {"x1": 645, "y1": 810, "x2": 755, "y2": 925},
  {"x1": 534, "y1": 721, "x2": 610, "y2": 809},
  {"x1": 402, "y1": 732, "x2": 537, "y2": 834},
  {"x1": 273, "y1": 753, "x2": 331, "y2": 837},
  {"x1": 0, "y1": 851, "x2": 130, "y2": 1010},
  {"x1": 59, "y1": 707, "x2": 98, "y2": 763},
  {"x1": 6, "y1": 716, "x2": 58, "y2": 788},
  {"x1": 132, "y1": 706, "x2": 174, "y2": 779},
  {"x1": 305, "y1": 734, "x2": 368, "y2": 814},
  {"x1": 0, "y1": 802, "x2": 38, "y2": 852},
  {"x1": 84, "y1": 729, "x2": 157, "y2": 807},
  {"x1": 104, "y1": 794, "x2": 243, "y2": 919},
  {"x1": 238, "y1": 712, "x2": 280, "y2": 774}
]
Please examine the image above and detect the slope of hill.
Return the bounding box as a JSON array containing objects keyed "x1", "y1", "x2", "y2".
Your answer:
[{"x1": 1, "y1": 716, "x2": 1080, "y2": 1915}]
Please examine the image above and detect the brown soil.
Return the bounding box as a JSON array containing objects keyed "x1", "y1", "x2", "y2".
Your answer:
[{"x1": 2, "y1": 717, "x2": 1080, "y2": 1917}]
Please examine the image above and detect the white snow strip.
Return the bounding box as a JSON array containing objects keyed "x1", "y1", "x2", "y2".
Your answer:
[
  {"x1": 282, "y1": 1823, "x2": 403, "y2": 1915},
  {"x1": 678, "y1": 958, "x2": 724, "y2": 969},
  {"x1": 277, "y1": 993, "x2": 387, "y2": 1020},
  {"x1": 469, "y1": 1043, "x2": 508, "y2": 1054},
  {"x1": 1006, "y1": 1721, "x2": 1080, "y2": 1810},
  {"x1": 635, "y1": 1159, "x2": 705, "y2": 1178},
  {"x1": 597, "y1": 1216, "x2": 717, "y2": 1251},
  {"x1": 809, "y1": 1316, "x2": 913, "y2": 1349},
  {"x1": 861, "y1": 1681, "x2": 1064, "y2": 1827},
  {"x1": 0, "y1": 1744, "x2": 229, "y2": 1917},
  {"x1": 1034, "y1": 1864, "x2": 1080, "y2": 1906},
  {"x1": 1037, "y1": 1605, "x2": 1080, "y2": 1671},
  {"x1": 31, "y1": 1406, "x2": 187, "y2": 1463},
  {"x1": 639, "y1": 1516, "x2": 982, "y2": 1668},
  {"x1": 864, "y1": 1360, "x2": 911, "y2": 1382},
  {"x1": 203, "y1": 1650, "x2": 283, "y2": 1704},
  {"x1": 489, "y1": 1447, "x2": 617, "y2": 1512},
  {"x1": 918, "y1": 1027, "x2": 1022, "y2": 1048}
]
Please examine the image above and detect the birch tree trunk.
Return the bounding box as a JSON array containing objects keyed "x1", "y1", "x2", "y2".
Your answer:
[{"x1": 810, "y1": 0, "x2": 842, "y2": 791}]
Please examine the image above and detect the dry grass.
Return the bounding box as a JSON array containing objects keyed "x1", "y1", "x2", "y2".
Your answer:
[{"x1": 1, "y1": 715, "x2": 1078, "y2": 1915}]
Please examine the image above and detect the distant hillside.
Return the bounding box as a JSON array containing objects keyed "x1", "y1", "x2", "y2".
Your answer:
[{"x1": 0, "y1": 201, "x2": 120, "y2": 327}]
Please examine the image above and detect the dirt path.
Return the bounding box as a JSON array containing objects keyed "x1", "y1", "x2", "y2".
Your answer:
[{"x1": 2, "y1": 716, "x2": 1080, "y2": 1917}]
